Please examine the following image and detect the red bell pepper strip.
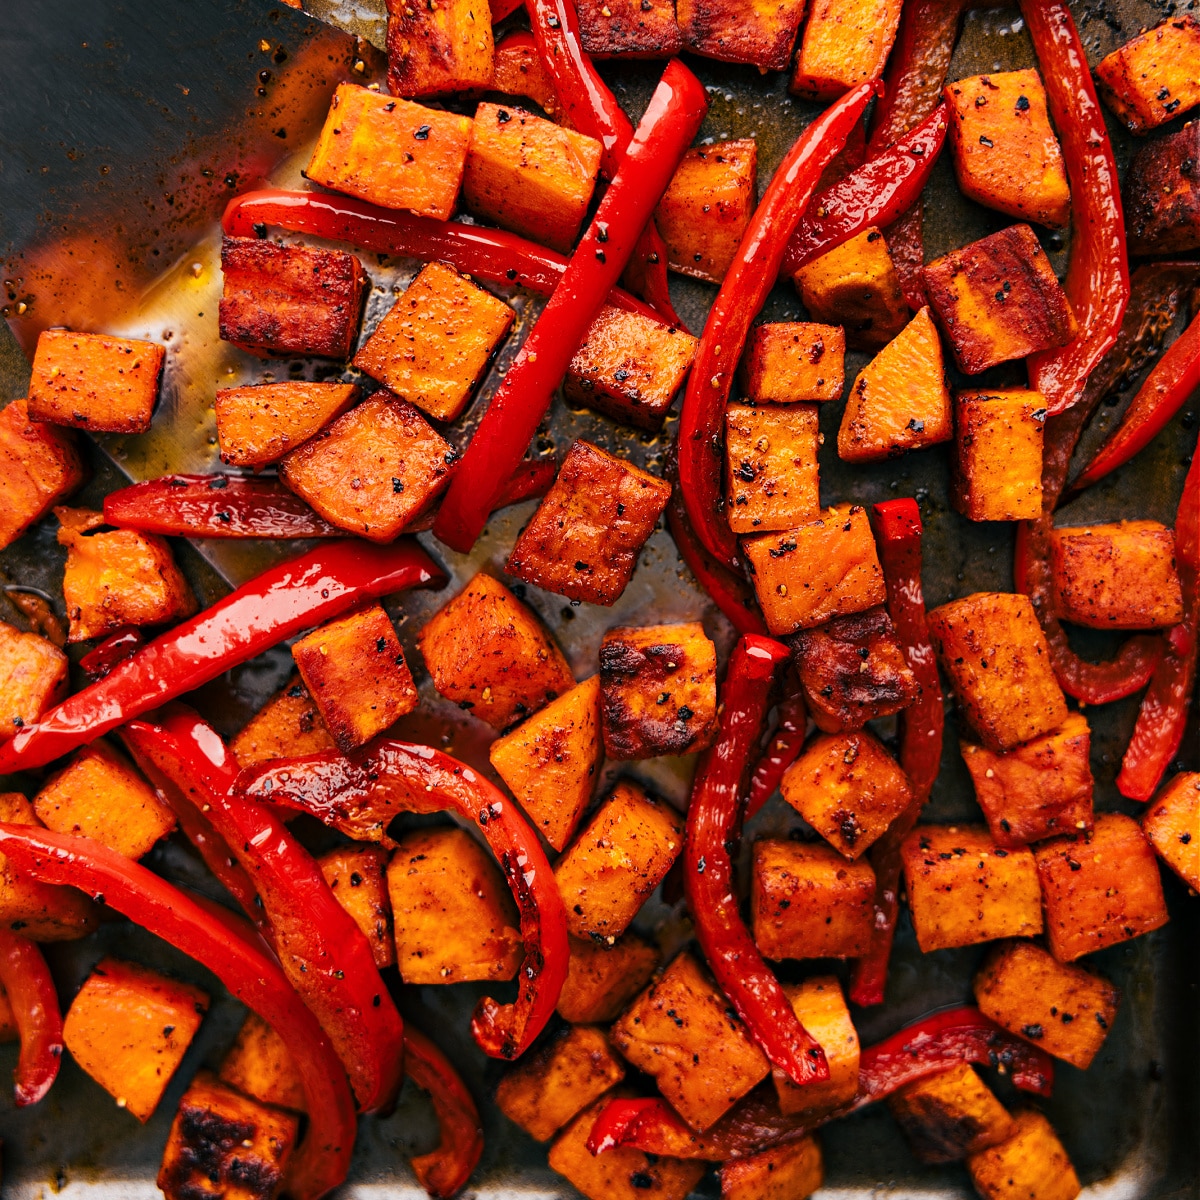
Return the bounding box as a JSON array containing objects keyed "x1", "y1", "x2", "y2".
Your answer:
[
  {"x1": 0, "y1": 538, "x2": 444, "y2": 772},
  {"x1": 237, "y1": 739, "x2": 569, "y2": 1061},
  {"x1": 0, "y1": 823, "x2": 355, "y2": 1200},
  {"x1": 0, "y1": 929, "x2": 62, "y2": 1107},
  {"x1": 490, "y1": 0, "x2": 525, "y2": 21},
  {"x1": 404, "y1": 1027, "x2": 485, "y2": 1199},
  {"x1": 743, "y1": 678, "x2": 807, "y2": 821},
  {"x1": 678, "y1": 82, "x2": 877, "y2": 569},
  {"x1": 79, "y1": 627, "x2": 145, "y2": 679},
  {"x1": 1020, "y1": 0, "x2": 1128, "y2": 417},
  {"x1": 434, "y1": 60, "x2": 708, "y2": 553},
  {"x1": 686, "y1": 634, "x2": 829, "y2": 1089}
]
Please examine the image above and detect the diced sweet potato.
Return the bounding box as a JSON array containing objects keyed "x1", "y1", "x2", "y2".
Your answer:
[
  {"x1": 555, "y1": 780, "x2": 684, "y2": 942},
  {"x1": 1125, "y1": 122, "x2": 1200, "y2": 255},
  {"x1": 961, "y1": 713, "x2": 1094, "y2": 848},
  {"x1": 279, "y1": 391, "x2": 453, "y2": 543},
  {"x1": 0, "y1": 397, "x2": 85, "y2": 551},
  {"x1": 888, "y1": 1062, "x2": 1013, "y2": 1163},
  {"x1": 63, "y1": 956, "x2": 209, "y2": 1122},
  {"x1": 612, "y1": 951, "x2": 770, "y2": 1131},
  {"x1": 496, "y1": 1024, "x2": 626, "y2": 1141},
  {"x1": 491, "y1": 32, "x2": 557, "y2": 114},
  {"x1": 230, "y1": 676, "x2": 335, "y2": 771},
  {"x1": 751, "y1": 837, "x2": 876, "y2": 960},
  {"x1": 215, "y1": 382, "x2": 359, "y2": 467},
  {"x1": 385, "y1": 0, "x2": 493, "y2": 98},
  {"x1": 307, "y1": 84, "x2": 472, "y2": 219},
  {"x1": 159, "y1": 1071, "x2": 298, "y2": 1200},
  {"x1": 966, "y1": 1109, "x2": 1081, "y2": 1200},
  {"x1": 219, "y1": 237, "x2": 367, "y2": 359},
  {"x1": 901, "y1": 825, "x2": 1043, "y2": 952},
  {"x1": 218, "y1": 1013, "x2": 306, "y2": 1113},
  {"x1": 0, "y1": 621, "x2": 68, "y2": 740},
  {"x1": 556, "y1": 932, "x2": 661, "y2": 1023},
  {"x1": 317, "y1": 845, "x2": 394, "y2": 969},
  {"x1": 489, "y1": 675, "x2": 604, "y2": 852},
  {"x1": 781, "y1": 730, "x2": 914, "y2": 859},
  {"x1": 974, "y1": 941, "x2": 1120, "y2": 1070},
  {"x1": 923, "y1": 225, "x2": 1076, "y2": 374},
  {"x1": 1034, "y1": 813, "x2": 1169, "y2": 963},
  {"x1": 676, "y1": 0, "x2": 806, "y2": 71},
  {"x1": 772, "y1": 978, "x2": 860, "y2": 1117},
  {"x1": 655, "y1": 140, "x2": 757, "y2": 284},
  {"x1": 1095, "y1": 16, "x2": 1200, "y2": 134},
  {"x1": 387, "y1": 825, "x2": 522, "y2": 983},
  {"x1": 34, "y1": 740, "x2": 174, "y2": 860},
  {"x1": 793, "y1": 228, "x2": 908, "y2": 351},
  {"x1": 1142, "y1": 771, "x2": 1200, "y2": 890},
  {"x1": 56, "y1": 508, "x2": 197, "y2": 642},
  {"x1": 791, "y1": 0, "x2": 902, "y2": 99},
  {"x1": 726, "y1": 403, "x2": 820, "y2": 535},
  {"x1": 27, "y1": 329, "x2": 164, "y2": 434},
  {"x1": 745, "y1": 505, "x2": 887, "y2": 636},
  {"x1": 837, "y1": 307, "x2": 952, "y2": 462},
  {"x1": 506, "y1": 440, "x2": 672, "y2": 606},
  {"x1": 738, "y1": 322, "x2": 845, "y2": 405},
  {"x1": 927, "y1": 592, "x2": 1068, "y2": 752},
  {"x1": 417, "y1": 572, "x2": 574, "y2": 729},
  {"x1": 944, "y1": 69, "x2": 1070, "y2": 228},
  {"x1": 578, "y1": 0, "x2": 683, "y2": 57},
  {"x1": 952, "y1": 390, "x2": 1046, "y2": 522},
  {"x1": 720, "y1": 1135, "x2": 823, "y2": 1200},
  {"x1": 564, "y1": 305, "x2": 698, "y2": 431}
]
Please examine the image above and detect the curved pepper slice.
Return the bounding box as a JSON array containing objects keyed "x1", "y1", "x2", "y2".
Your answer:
[
  {"x1": 79, "y1": 627, "x2": 145, "y2": 680},
  {"x1": 743, "y1": 678, "x2": 807, "y2": 822},
  {"x1": 0, "y1": 823, "x2": 356, "y2": 1200},
  {"x1": 0, "y1": 929, "x2": 63, "y2": 1107}
]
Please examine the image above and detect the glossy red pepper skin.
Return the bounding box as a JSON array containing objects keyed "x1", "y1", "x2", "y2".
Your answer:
[
  {"x1": 743, "y1": 679, "x2": 807, "y2": 822},
  {"x1": 238, "y1": 740, "x2": 569, "y2": 1061},
  {"x1": 490, "y1": 0, "x2": 525, "y2": 21},
  {"x1": 79, "y1": 627, "x2": 145, "y2": 679},
  {"x1": 678, "y1": 82, "x2": 876, "y2": 569},
  {"x1": 0, "y1": 539, "x2": 444, "y2": 772},
  {"x1": 0, "y1": 929, "x2": 62, "y2": 1107},
  {"x1": 434, "y1": 60, "x2": 708, "y2": 553},
  {"x1": 0, "y1": 823, "x2": 355, "y2": 1200}
]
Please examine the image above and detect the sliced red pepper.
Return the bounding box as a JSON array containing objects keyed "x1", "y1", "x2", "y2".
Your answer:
[
  {"x1": 237, "y1": 740, "x2": 569, "y2": 1061},
  {"x1": 0, "y1": 823, "x2": 356, "y2": 1200},
  {"x1": 0, "y1": 538, "x2": 444, "y2": 772},
  {"x1": 0, "y1": 929, "x2": 62, "y2": 1107},
  {"x1": 677, "y1": 82, "x2": 877, "y2": 570},
  {"x1": 743, "y1": 678, "x2": 807, "y2": 822},
  {"x1": 433, "y1": 60, "x2": 708, "y2": 553},
  {"x1": 79, "y1": 627, "x2": 145, "y2": 679},
  {"x1": 490, "y1": 0, "x2": 525, "y2": 21}
]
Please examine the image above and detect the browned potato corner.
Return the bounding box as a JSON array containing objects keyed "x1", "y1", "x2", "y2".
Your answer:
[
  {"x1": 1095, "y1": 15, "x2": 1200, "y2": 133},
  {"x1": 555, "y1": 932, "x2": 661, "y2": 1023},
  {"x1": 317, "y1": 844, "x2": 394, "y2": 969},
  {"x1": 952, "y1": 389, "x2": 1046, "y2": 522},
  {"x1": 577, "y1": 0, "x2": 683, "y2": 57},
  {"x1": 791, "y1": 0, "x2": 903, "y2": 99},
  {"x1": 385, "y1": 0, "x2": 494, "y2": 98},
  {"x1": 738, "y1": 321, "x2": 845, "y2": 405},
  {"x1": 772, "y1": 977, "x2": 860, "y2": 1117},
  {"x1": 888, "y1": 1061, "x2": 1013, "y2": 1162},
  {"x1": 720, "y1": 1134, "x2": 824, "y2": 1200},
  {"x1": 219, "y1": 1012, "x2": 307, "y2": 1113},
  {"x1": 1142, "y1": 771, "x2": 1200, "y2": 890},
  {"x1": 725, "y1": 402, "x2": 820, "y2": 535},
  {"x1": 215, "y1": 381, "x2": 359, "y2": 467},
  {"x1": 0, "y1": 620, "x2": 68, "y2": 740},
  {"x1": 230, "y1": 674, "x2": 336, "y2": 771},
  {"x1": 677, "y1": 0, "x2": 807, "y2": 72},
  {"x1": 966, "y1": 1109, "x2": 1081, "y2": 1200},
  {"x1": 0, "y1": 397, "x2": 86, "y2": 551},
  {"x1": 1125, "y1": 121, "x2": 1200, "y2": 255}
]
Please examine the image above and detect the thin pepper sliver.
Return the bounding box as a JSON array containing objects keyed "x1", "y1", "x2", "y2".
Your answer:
[
  {"x1": 0, "y1": 928, "x2": 62, "y2": 1107},
  {"x1": 743, "y1": 676, "x2": 807, "y2": 822}
]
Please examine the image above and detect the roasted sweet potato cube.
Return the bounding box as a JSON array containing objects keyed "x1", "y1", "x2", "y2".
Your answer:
[
  {"x1": 1142, "y1": 771, "x2": 1200, "y2": 890},
  {"x1": 496, "y1": 1025, "x2": 626, "y2": 1141},
  {"x1": 781, "y1": 730, "x2": 914, "y2": 859},
  {"x1": 726, "y1": 403, "x2": 820, "y2": 535},
  {"x1": 772, "y1": 978, "x2": 860, "y2": 1117},
  {"x1": 751, "y1": 838, "x2": 876, "y2": 960},
  {"x1": 888, "y1": 1062, "x2": 1013, "y2": 1163},
  {"x1": 63, "y1": 956, "x2": 208, "y2": 1122},
  {"x1": 0, "y1": 397, "x2": 85, "y2": 551},
  {"x1": 962, "y1": 713, "x2": 1094, "y2": 848},
  {"x1": 555, "y1": 780, "x2": 684, "y2": 942},
  {"x1": 556, "y1": 932, "x2": 661, "y2": 1023},
  {"x1": 489, "y1": 675, "x2": 603, "y2": 851},
  {"x1": 791, "y1": 0, "x2": 902, "y2": 99},
  {"x1": 952, "y1": 390, "x2": 1045, "y2": 522},
  {"x1": 387, "y1": 826, "x2": 521, "y2": 983},
  {"x1": 1125, "y1": 122, "x2": 1200, "y2": 255},
  {"x1": 506, "y1": 441, "x2": 673, "y2": 606},
  {"x1": 219, "y1": 1012, "x2": 306, "y2": 1113},
  {"x1": 720, "y1": 1135, "x2": 823, "y2": 1200},
  {"x1": 564, "y1": 306, "x2": 698, "y2": 431},
  {"x1": 745, "y1": 505, "x2": 887, "y2": 636},
  {"x1": 159, "y1": 1072, "x2": 298, "y2": 1200},
  {"x1": 923, "y1": 226, "x2": 1076, "y2": 374},
  {"x1": 1034, "y1": 813, "x2": 1169, "y2": 963},
  {"x1": 677, "y1": 0, "x2": 806, "y2": 71},
  {"x1": 838, "y1": 307, "x2": 953, "y2": 463},
  {"x1": 974, "y1": 941, "x2": 1120, "y2": 1070},
  {"x1": 738, "y1": 322, "x2": 845, "y2": 405},
  {"x1": 27, "y1": 329, "x2": 164, "y2": 434},
  {"x1": 215, "y1": 382, "x2": 359, "y2": 467},
  {"x1": 279, "y1": 392, "x2": 453, "y2": 542},
  {"x1": 230, "y1": 676, "x2": 335, "y2": 771},
  {"x1": 34, "y1": 740, "x2": 174, "y2": 860},
  {"x1": 307, "y1": 85, "x2": 473, "y2": 220},
  {"x1": 655, "y1": 140, "x2": 757, "y2": 284},
  {"x1": 491, "y1": 31, "x2": 557, "y2": 113},
  {"x1": 793, "y1": 229, "x2": 908, "y2": 351},
  {"x1": 612, "y1": 951, "x2": 770, "y2": 1130},
  {"x1": 385, "y1": 0, "x2": 493, "y2": 98},
  {"x1": 0, "y1": 621, "x2": 67, "y2": 740},
  {"x1": 927, "y1": 592, "x2": 1068, "y2": 752},
  {"x1": 1095, "y1": 16, "x2": 1200, "y2": 134},
  {"x1": 417, "y1": 572, "x2": 574, "y2": 729},
  {"x1": 578, "y1": 0, "x2": 683, "y2": 57},
  {"x1": 945, "y1": 69, "x2": 1070, "y2": 228},
  {"x1": 219, "y1": 237, "x2": 367, "y2": 359},
  {"x1": 901, "y1": 825, "x2": 1042, "y2": 952},
  {"x1": 966, "y1": 1110, "x2": 1081, "y2": 1200},
  {"x1": 317, "y1": 845, "x2": 394, "y2": 969}
]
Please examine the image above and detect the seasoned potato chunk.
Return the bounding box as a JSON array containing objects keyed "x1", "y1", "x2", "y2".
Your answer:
[
  {"x1": 966, "y1": 1110, "x2": 1081, "y2": 1200},
  {"x1": 726, "y1": 403, "x2": 820, "y2": 535},
  {"x1": 417, "y1": 572, "x2": 574, "y2": 729},
  {"x1": 720, "y1": 1135, "x2": 823, "y2": 1200},
  {"x1": 772, "y1": 978, "x2": 860, "y2": 1117},
  {"x1": 598, "y1": 622, "x2": 718, "y2": 759},
  {"x1": 974, "y1": 941, "x2": 1120, "y2": 1070},
  {"x1": 219, "y1": 1012, "x2": 306, "y2": 1113},
  {"x1": 1125, "y1": 122, "x2": 1200, "y2": 255},
  {"x1": 1095, "y1": 16, "x2": 1200, "y2": 133},
  {"x1": 791, "y1": 0, "x2": 902, "y2": 99},
  {"x1": 317, "y1": 845, "x2": 394, "y2": 969},
  {"x1": 738, "y1": 322, "x2": 845, "y2": 405},
  {"x1": 491, "y1": 31, "x2": 557, "y2": 113},
  {"x1": 385, "y1": 0, "x2": 493, "y2": 98},
  {"x1": 751, "y1": 838, "x2": 876, "y2": 960},
  {"x1": 64, "y1": 956, "x2": 208, "y2": 1122},
  {"x1": 923, "y1": 225, "x2": 1076, "y2": 374},
  {"x1": 215, "y1": 382, "x2": 359, "y2": 467},
  {"x1": 888, "y1": 1062, "x2": 1013, "y2": 1163},
  {"x1": 1034, "y1": 813, "x2": 1169, "y2": 963},
  {"x1": 578, "y1": 0, "x2": 683, "y2": 57},
  {"x1": 927, "y1": 592, "x2": 1068, "y2": 752},
  {"x1": 387, "y1": 826, "x2": 521, "y2": 984},
  {"x1": 556, "y1": 932, "x2": 661, "y2": 1023},
  {"x1": 230, "y1": 676, "x2": 335, "y2": 771},
  {"x1": 952, "y1": 389, "x2": 1045, "y2": 522},
  {"x1": 555, "y1": 780, "x2": 684, "y2": 942},
  {"x1": 0, "y1": 621, "x2": 68, "y2": 740},
  {"x1": 676, "y1": 0, "x2": 806, "y2": 71},
  {"x1": 0, "y1": 397, "x2": 85, "y2": 551},
  {"x1": 1142, "y1": 771, "x2": 1200, "y2": 890}
]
